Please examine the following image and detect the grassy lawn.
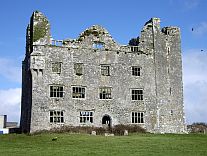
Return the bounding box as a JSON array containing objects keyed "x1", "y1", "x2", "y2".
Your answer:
[{"x1": 0, "y1": 133, "x2": 207, "y2": 156}]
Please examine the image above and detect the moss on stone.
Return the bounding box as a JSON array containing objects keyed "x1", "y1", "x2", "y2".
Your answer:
[
  {"x1": 33, "y1": 20, "x2": 48, "y2": 42},
  {"x1": 79, "y1": 29, "x2": 105, "y2": 38}
]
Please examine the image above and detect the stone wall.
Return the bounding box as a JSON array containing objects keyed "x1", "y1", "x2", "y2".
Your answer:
[{"x1": 20, "y1": 11, "x2": 186, "y2": 133}]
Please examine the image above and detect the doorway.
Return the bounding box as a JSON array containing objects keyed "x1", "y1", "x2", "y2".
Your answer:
[{"x1": 102, "y1": 115, "x2": 111, "y2": 128}]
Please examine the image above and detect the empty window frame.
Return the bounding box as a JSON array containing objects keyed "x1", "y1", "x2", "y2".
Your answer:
[
  {"x1": 72, "y1": 86, "x2": 85, "y2": 98},
  {"x1": 132, "y1": 112, "x2": 144, "y2": 123},
  {"x1": 74, "y1": 63, "x2": 83, "y2": 76},
  {"x1": 56, "y1": 40, "x2": 63, "y2": 46},
  {"x1": 130, "y1": 46, "x2": 139, "y2": 52},
  {"x1": 52, "y1": 62, "x2": 62, "y2": 74},
  {"x1": 99, "y1": 87, "x2": 112, "y2": 99},
  {"x1": 131, "y1": 89, "x2": 143, "y2": 101},
  {"x1": 50, "y1": 85, "x2": 64, "y2": 98},
  {"x1": 132, "y1": 66, "x2": 141, "y2": 76},
  {"x1": 101, "y1": 65, "x2": 110, "y2": 76},
  {"x1": 80, "y1": 111, "x2": 93, "y2": 123},
  {"x1": 50, "y1": 110, "x2": 64, "y2": 123},
  {"x1": 93, "y1": 42, "x2": 104, "y2": 49},
  {"x1": 51, "y1": 40, "x2": 63, "y2": 46}
]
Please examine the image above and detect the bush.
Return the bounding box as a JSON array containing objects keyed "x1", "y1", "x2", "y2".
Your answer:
[
  {"x1": 32, "y1": 125, "x2": 146, "y2": 135},
  {"x1": 112, "y1": 124, "x2": 146, "y2": 135}
]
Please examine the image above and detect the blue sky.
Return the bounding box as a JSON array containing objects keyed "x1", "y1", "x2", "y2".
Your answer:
[{"x1": 0, "y1": 0, "x2": 207, "y2": 124}]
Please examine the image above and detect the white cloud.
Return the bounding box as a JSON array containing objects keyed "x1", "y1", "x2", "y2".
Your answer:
[
  {"x1": 0, "y1": 88, "x2": 21, "y2": 123},
  {"x1": 0, "y1": 58, "x2": 21, "y2": 83},
  {"x1": 183, "y1": 49, "x2": 207, "y2": 124},
  {"x1": 183, "y1": 49, "x2": 207, "y2": 84},
  {"x1": 192, "y1": 22, "x2": 207, "y2": 36}
]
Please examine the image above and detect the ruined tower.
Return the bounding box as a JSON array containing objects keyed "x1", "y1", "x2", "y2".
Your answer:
[{"x1": 20, "y1": 11, "x2": 186, "y2": 133}]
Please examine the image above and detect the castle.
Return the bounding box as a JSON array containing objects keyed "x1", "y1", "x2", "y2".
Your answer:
[{"x1": 20, "y1": 11, "x2": 186, "y2": 133}]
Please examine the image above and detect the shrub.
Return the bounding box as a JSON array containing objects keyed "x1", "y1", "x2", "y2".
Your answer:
[
  {"x1": 31, "y1": 125, "x2": 146, "y2": 135},
  {"x1": 112, "y1": 124, "x2": 146, "y2": 135}
]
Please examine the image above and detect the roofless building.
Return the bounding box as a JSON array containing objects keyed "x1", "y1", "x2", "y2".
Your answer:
[{"x1": 20, "y1": 11, "x2": 186, "y2": 133}]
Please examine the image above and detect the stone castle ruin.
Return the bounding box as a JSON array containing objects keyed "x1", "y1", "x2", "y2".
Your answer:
[{"x1": 20, "y1": 11, "x2": 186, "y2": 133}]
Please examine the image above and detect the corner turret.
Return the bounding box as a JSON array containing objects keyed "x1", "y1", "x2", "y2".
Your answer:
[{"x1": 26, "y1": 11, "x2": 51, "y2": 53}]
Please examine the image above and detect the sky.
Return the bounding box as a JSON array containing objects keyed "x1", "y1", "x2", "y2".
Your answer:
[{"x1": 0, "y1": 0, "x2": 207, "y2": 124}]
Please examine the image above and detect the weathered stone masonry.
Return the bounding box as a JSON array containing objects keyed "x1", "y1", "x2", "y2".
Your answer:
[{"x1": 20, "y1": 11, "x2": 186, "y2": 133}]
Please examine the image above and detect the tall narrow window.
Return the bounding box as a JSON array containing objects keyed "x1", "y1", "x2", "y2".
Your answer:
[
  {"x1": 167, "y1": 47, "x2": 170, "y2": 55},
  {"x1": 50, "y1": 85, "x2": 64, "y2": 98},
  {"x1": 74, "y1": 63, "x2": 83, "y2": 76},
  {"x1": 72, "y1": 86, "x2": 85, "y2": 98},
  {"x1": 99, "y1": 87, "x2": 112, "y2": 99},
  {"x1": 52, "y1": 62, "x2": 62, "y2": 74},
  {"x1": 132, "y1": 112, "x2": 144, "y2": 123},
  {"x1": 132, "y1": 89, "x2": 143, "y2": 101},
  {"x1": 132, "y1": 66, "x2": 141, "y2": 76},
  {"x1": 101, "y1": 65, "x2": 110, "y2": 76},
  {"x1": 80, "y1": 111, "x2": 93, "y2": 123},
  {"x1": 50, "y1": 110, "x2": 64, "y2": 123},
  {"x1": 170, "y1": 110, "x2": 173, "y2": 116}
]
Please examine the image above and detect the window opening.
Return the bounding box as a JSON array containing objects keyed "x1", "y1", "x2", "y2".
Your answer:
[
  {"x1": 74, "y1": 63, "x2": 83, "y2": 76},
  {"x1": 72, "y1": 86, "x2": 85, "y2": 98},
  {"x1": 52, "y1": 62, "x2": 61, "y2": 74},
  {"x1": 50, "y1": 85, "x2": 64, "y2": 98},
  {"x1": 132, "y1": 66, "x2": 141, "y2": 76},
  {"x1": 99, "y1": 87, "x2": 112, "y2": 99},
  {"x1": 132, "y1": 89, "x2": 143, "y2": 100},
  {"x1": 101, "y1": 65, "x2": 110, "y2": 76},
  {"x1": 167, "y1": 47, "x2": 170, "y2": 55},
  {"x1": 130, "y1": 46, "x2": 139, "y2": 52},
  {"x1": 132, "y1": 112, "x2": 144, "y2": 123},
  {"x1": 170, "y1": 110, "x2": 173, "y2": 116},
  {"x1": 80, "y1": 111, "x2": 93, "y2": 123},
  {"x1": 50, "y1": 110, "x2": 64, "y2": 123},
  {"x1": 93, "y1": 42, "x2": 104, "y2": 49}
]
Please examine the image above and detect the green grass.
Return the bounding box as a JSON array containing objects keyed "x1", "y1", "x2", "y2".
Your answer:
[{"x1": 0, "y1": 133, "x2": 207, "y2": 156}]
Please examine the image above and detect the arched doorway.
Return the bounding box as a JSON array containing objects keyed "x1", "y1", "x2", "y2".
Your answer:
[{"x1": 102, "y1": 115, "x2": 112, "y2": 128}]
